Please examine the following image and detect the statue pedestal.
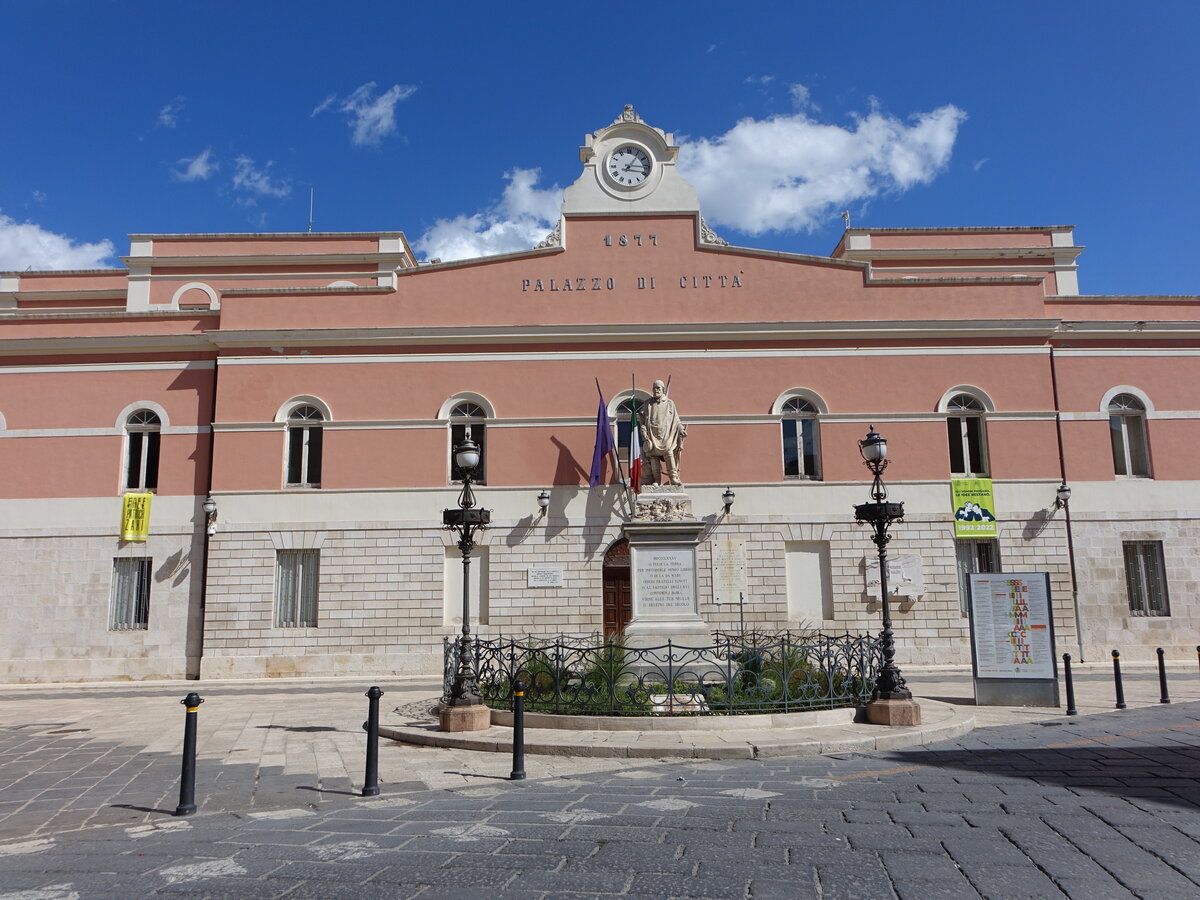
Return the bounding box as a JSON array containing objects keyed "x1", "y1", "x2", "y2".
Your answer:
[{"x1": 621, "y1": 492, "x2": 710, "y2": 653}]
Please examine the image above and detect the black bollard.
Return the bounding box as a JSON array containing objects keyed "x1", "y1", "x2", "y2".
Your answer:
[
  {"x1": 361, "y1": 686, "x2": 383, "y2": 797},
  {"x1": 1157, "y1": 648, "x2": 1171, "y2": 704},
  {"x1": 510, "y1": 679, "x2": 526, "y2": 781},
  {"x1": 1063, "y1": 653, "x2": 1078, "y2": 716},
  {"x1": 1196, "y1": 645, "x2": 1199, "y2": 678},
  {"x1": 1112, "y1": 649, "x2": 1127, "y2": 710},
  {"x1": 174, "y1": 692, "x2": 203, "y2": 816}
]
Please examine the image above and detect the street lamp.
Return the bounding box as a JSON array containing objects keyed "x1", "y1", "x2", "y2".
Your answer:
[
  {"x1": 854, "y1": 426, "x2": 920, "y2": 724},
  {"x1": 1054, "y1": 481, "x2": 1072, "y2": 509},
  {"x1": 442, "y1": 433, "x2": 490, "y2": 715}
]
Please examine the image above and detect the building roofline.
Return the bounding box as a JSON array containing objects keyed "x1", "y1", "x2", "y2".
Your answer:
[{"x1": 127, "y1": 231, "x2": 409, "y2": 240}]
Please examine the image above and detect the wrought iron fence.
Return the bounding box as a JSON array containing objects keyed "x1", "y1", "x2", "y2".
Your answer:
[{"x1": 441, "y1": 632, "x2": 882, "y2": 715}]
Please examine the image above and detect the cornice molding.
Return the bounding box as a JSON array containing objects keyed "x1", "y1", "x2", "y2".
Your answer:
[
  {"x1": 843, "y1": 246, "x2": 1084, "y2": 261},
  {"x1": 121, "y1": 252, "x2": 410, "y2": 268},
  {"x1": 206, "y1": 318, "x2": 1064, "y2": 349},
  {"x1": 0, "y1": 332, "x2": 213, "y2": 355}
]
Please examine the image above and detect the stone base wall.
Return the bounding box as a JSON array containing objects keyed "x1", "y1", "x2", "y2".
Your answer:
[
  {"x1": 200, "y1": 510, "x2": 1079, "y2": 677},
  {"x1": 0, "y1": 531, "x2": 203, "y2": 684},
  {"x1": 1073, "y1": 511, "x2": 1200, "y2": 662}
]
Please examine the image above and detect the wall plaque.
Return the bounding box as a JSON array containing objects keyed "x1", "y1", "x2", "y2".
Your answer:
[
  {"x1": 711, "y1": 536, "x2": 747, "y2": 605},
  {"x1": 527, "y1": 567, "x2": 563, "y2": 588},
  {"x1": 634, "y1": 547, "x2": 696, "y2": 617}
]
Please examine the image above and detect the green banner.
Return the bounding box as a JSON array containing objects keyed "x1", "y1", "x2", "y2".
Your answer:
[{"x1": 952, "y1": 478, "x2": 997, "y2": 538}]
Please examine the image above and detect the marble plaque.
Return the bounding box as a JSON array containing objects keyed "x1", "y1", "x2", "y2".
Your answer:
[
  {"x1": 634, "y1": 547, "x2": 696, "y2": 617},
  {"x1": 711, "y1": 536, "x2": 747, "y2": 605},
  {"x1": 527, "y1": 567, "x2": 563, "y2": 588}
]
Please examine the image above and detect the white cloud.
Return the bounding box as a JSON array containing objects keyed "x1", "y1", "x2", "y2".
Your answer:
[
  {"x1": 173, "y1": 148, "x2": 218, "y2": 182},
  {"x1": 414, "y1": 167, "x2": 562, "y2": 262},
  {"x1": 788, "y1": 83, "x2": 817, "y2": 111},
  {"x1": 158, "y1": 97, "x2": 184, "y2": 128},
  {"x1": 314, "y1": 82, "x2": 417, "y2": 148},
  {"x1": 678, "y1": 102, "x2": 967, "y2": 235},
  {"x1": 232, "y1": 156, "x2": 291, "y2": 200},
  {"x1": 0, "y1": 214, "x2": 115, "y2": 271}
]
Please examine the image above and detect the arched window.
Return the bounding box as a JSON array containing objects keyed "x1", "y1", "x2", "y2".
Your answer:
[
  {"x1": 449, "y1": 401, "x2": 487, "y2": 483},
  {"x1": 124, "y1": 410, "x2": 161, "y2": 491},
  {"x1": 946, "y1": 393, "x2": 989, "y2": 476},
  {"x1": 780, "y1": 396, "x2": 822, "y2": 480},
  {"x1": 1108, "y1": 393, "x2": 1151, "y2": 477},
  {"x1": 611, "y1": 393, "x2": 650, "y2": 466},
  {"x1": 286, "y1": 405, "x2": 324, "y2": 487}
]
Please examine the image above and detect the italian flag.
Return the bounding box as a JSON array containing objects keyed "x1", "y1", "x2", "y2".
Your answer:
[{"x1": 628, "y1": 395, "x2": 642, "y2": 494}]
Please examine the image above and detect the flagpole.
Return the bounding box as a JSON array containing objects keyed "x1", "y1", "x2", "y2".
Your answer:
[
  {"x1": 628, "y1": 374, "x2": 641, "y2": 506},
  {"x1": 596, "y1": 378, "x2": 629, "y2": 495}
]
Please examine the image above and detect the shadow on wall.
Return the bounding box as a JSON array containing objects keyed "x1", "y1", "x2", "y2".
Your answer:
[{"x1": 1022, "y1": 507, "x2": 1055, "y2": 540}]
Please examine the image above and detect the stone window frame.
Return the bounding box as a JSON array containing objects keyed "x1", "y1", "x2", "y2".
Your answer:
[
  {"x1": 115, "y1": 401, "x2": 169, "y2": 495},
  {"x1": 276, "y1": 396, "x2": 330, "y2": 489},
  {"x1": 1102, "y1": 386, "x2": 1153, "y2": 478},
  {"x1": 440, "y1": 392, "x2": 495, "y2": 485},
  {"x1": 938, "y1": 385, "x2": 994, "y2": 477},
  {"x1": 608, "y1": 389, "x2": 652, "y2": 465},
  {"x1": 110, "y1": 556, "x2": 151, "y2": 631},
  {"x1": 1122, "y1": 539, "x2": 1170, "y2": 617},
  {"x1": 772, "y1": 388, "x2": 828, "y2": 481},
  {"x1": 275, "y1": 548, "x2": 320, "y2": 628}
]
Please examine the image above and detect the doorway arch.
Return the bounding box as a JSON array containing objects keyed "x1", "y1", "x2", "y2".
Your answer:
[{"x1": 602, "y1": 538, "x2": 631, "y2": 638}]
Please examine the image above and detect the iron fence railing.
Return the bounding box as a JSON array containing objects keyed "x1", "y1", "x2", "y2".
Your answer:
[{"x1": 441, "y1": 632, "x2": 882, "y2": 715}]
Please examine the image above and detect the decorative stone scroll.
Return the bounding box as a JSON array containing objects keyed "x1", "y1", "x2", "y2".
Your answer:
[
  {"x1": 699, "y1": 216, "x2": 729, "y2": 247},
  {"x1": 534, "y1": 218, "x2": 562, "y2": 249}
]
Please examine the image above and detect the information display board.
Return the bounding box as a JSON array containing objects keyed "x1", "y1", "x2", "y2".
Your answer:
[{"x1": 967, "y1": 572, "x2": 1060, "y2": 706}]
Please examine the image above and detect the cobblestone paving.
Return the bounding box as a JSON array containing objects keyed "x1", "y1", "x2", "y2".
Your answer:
[{"x1": 2, "y1": 701, "x2": 1198, "y2": 898}]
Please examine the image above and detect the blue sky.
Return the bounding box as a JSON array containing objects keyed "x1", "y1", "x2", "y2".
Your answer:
[{"x1": 2, "y1": 2, "x2": 1197, "y2": 295}]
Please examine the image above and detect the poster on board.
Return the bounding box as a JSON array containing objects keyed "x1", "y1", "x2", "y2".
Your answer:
[{"x1": 968, "y1": 572, "x2": 1056, "y2": 680}]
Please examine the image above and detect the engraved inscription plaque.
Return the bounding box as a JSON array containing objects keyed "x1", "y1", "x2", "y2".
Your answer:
[
  {"x1": 634, "y1": 547, "x2": 696, "y2": 618},
  {"x1": 711, "y1": 536, "x2": 747, "y2": 605}
]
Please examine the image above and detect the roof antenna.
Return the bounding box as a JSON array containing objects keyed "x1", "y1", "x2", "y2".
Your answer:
[
  {"x1": 307, "y1": 188, "x2": 315, "y2": 233},
  {"x1": 840, "y1": 210, "x2": 851, "y2": 229}
]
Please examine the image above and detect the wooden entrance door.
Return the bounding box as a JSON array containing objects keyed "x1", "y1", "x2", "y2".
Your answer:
[{"x1": 602, "y1": 539, "x2": 632, "y2": 638}]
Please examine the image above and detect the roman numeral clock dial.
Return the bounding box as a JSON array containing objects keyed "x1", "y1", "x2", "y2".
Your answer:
[{"x1": 606, "y1": 145, "x2": 652, "y2": 188}]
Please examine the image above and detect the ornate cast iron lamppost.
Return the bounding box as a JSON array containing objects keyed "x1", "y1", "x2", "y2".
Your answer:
[
  {"x1": 854, "y1": 426, "x2": 921, "y2": 726},
  {"x1": 439, "y1": 433, "x2": 492, "y2": 732}
]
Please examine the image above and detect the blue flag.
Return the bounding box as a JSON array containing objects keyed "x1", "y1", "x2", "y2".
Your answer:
[{"x1": 588, "y1": 395, "x2": 615, "y2": 487}]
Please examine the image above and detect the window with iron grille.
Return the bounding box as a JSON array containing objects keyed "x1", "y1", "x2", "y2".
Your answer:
[
  {"x1": 955, "y1": 539, "x2": 1000, "y2": 616},
  {"x1": 110, "y1": 557, "x2": 151, "y2": 630},
  {"x1": 276, "y1": 549, "x2": 319, "y2": 627},
  {"x1": 1123, "y1": 540, "x2": 1170, "y2": 616}
]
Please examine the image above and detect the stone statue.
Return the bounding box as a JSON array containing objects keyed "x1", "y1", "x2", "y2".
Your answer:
[{"x1": 640, "y1": 379, "x2": 686, "y2": 486}]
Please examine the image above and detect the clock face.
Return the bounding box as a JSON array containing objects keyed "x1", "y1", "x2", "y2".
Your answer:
[{"x1": 607, "y1": 145, "x2": 652, "y2": 187}]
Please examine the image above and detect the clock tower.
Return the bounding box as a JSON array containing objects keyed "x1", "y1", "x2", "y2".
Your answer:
[{"x1": 561, "y1": 105, "x2": 701, "y2": 216}]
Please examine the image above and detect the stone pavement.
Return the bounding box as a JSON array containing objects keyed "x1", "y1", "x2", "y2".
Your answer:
[
  {"x1": 1, "y1": 698, "x2": 1199, "y2": 898},
  {"x1": 1, "y1": 663, "x2": 1196, "y2": 845}
]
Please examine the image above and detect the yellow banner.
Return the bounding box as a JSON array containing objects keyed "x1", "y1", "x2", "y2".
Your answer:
[
  {"x1": 952, "y1": 478, "x2": 997, "y2": 538},
  {"x1": 121, "y1": 492, "x2": 153, "y2": 541}
]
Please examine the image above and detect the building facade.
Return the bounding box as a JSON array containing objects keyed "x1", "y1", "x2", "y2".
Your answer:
[{"x1": 1, "y1": 108, "x2": 1196, "y2": 683}]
